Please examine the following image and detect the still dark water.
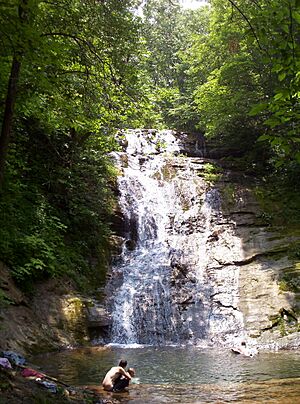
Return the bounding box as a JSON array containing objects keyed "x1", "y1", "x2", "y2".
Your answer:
[{"x1": 31, "y1": 345, "x2": 300, "y2": 403}]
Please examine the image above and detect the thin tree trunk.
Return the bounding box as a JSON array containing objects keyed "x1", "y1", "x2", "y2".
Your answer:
[
  {"x1": 0, "y1": 0, "x2": 28, "y2": 188},
  {"x1": 0, "y1": 56, "x2": 21, "y2": 187}
]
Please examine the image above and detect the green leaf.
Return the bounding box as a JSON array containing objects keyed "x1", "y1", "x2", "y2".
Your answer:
[
  {"x1": 282, "y1": 25, "x2": 289, "y2": 34},
  {"x1": 278, "y1": 72, "x2": 287, "y2": 81},
  {"x1": 249, "y1": 103, "x2": 268, "y2": 116},
  {"x1": 275, "y1": 159, "x2": 285, "y2": 168},
  {"x1": 257, "y1": 134, "x2": 271, "y2": 142},
  {"x1": 271, "y1": 137, "x2": 283, "y2": 146},
  {"x1": 265, "y1": 117, "x2": 281, "y2": 128},
  {"x1": 272, "y1": 64, "x2": 283, "y2": 73},
  {"x1": 292, "y1": 11, "x2": 300, "y2": 24},
  {"x1": 281, "y1": 144, "x2": 291, "y2": 154},
  {"x1": 295, "y1": 152, "x2": 300, "y2": 163}
]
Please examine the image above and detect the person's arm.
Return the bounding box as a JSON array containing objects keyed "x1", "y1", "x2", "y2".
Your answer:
[{"x1": 117, "y1": 367, "x2": 132, "y2": 380}]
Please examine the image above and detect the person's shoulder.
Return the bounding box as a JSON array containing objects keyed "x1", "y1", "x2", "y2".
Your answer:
[
  {"x1": 111, "y1": 366, "x2": 124, "y2": 372},
  {"x1": 106, "y1": 366, "x2": 119, "y2": 374}
]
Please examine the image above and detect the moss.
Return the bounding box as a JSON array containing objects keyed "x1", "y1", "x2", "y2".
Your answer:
[
  {"x1": 254, "y1": 182, "x2": 300, "y2": 228},
  {"x1": 219, "y1": 183, "x2": 238, "y2": 210},
  {"x1": 0, "y1": 289, "x2": 13, "y2": 307},
  {"x1": 279, "y1": 320, "x2": 287, "y2": 336},
  {"x1": 85, "y1": 300, "x2": 95, "y2": 308},
  {"x1": 269, "y1": 314, "x2": 281, "y2": 327},
  {"x1": 268, "y1": 307, "x2": 299, "y2": 336},
  {"x1": 288, "y1": 243, "x2": 300, "y2": 260},
  {"x1": 279, "y1": 280, "x2": 290, "y2": 292},
  {"x1": 278, "y1": 262, "x2": 300, "y2": 293},
  {"x1": 279, "y1": 274, "x2": 300, "y2": 293},
  {"x1": 198, "y1": 162, "x2": 222, "y2": 184},
  {"x1": 62, "y1": 297, "x2": 89, "y2": 345},
  {"x1": 256, "y1": 211, "x2": 273, "y2": 226}
]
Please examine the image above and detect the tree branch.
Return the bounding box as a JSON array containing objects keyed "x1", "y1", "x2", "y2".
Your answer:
[
  {"x1": 42, "y1": 32, "x2": 119, "y2": 82},
  {"x1": 226, "y1": 0, "x2": 264, "y2": 53}
]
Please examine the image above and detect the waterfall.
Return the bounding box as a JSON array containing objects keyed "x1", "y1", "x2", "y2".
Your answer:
[{"x1": 107, "y1": 129, "x2": 244, "y2": 346}]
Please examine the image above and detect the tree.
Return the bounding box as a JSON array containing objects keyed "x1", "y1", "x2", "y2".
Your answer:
[
  {"x1": 0, "y1": 0, "x2": 33, "y2": 186},
  {"x1": 141, "y1": 0, "x2": 210, "y2": 130},
  {"x1": 248, "y1": 0, "x2": 300, "y2": 166},
  {"x1": 199, "y1": 0, "x2": 300, "y2": 167},
  {"x1": 0, "y1": 0, "x2": 142, "y2": 186},
  {"x1": 0, "y1": 0, "x2": 144, "y2": 286}
]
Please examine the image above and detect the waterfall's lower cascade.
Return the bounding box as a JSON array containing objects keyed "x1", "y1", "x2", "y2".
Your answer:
[{"x1": 106, "y1": 129, "x2": 246, "y2": 346}]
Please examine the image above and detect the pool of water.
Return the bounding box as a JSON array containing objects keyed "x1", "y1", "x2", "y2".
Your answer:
[{"x1": 31, "y1": 345, "x2": 300, "y2": 403}]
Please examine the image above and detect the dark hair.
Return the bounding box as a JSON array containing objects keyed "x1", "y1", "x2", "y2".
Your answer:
[
  {"x1": 119, "y1": 359, "x2": 127, "y2": 368},
  {"x1": 128, "y1": 367, "x2": 135, "y2": 376},
  {"x1": 241, "y1": 341, "x2": 246, "y2": 346}
]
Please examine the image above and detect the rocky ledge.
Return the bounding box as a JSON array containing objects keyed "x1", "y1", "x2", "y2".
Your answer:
[{"x1": 0, "y1": 262, "x2": 110, "y2": 355}]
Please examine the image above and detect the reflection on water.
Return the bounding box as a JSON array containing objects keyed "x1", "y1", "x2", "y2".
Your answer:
[{"x1": 31, "y1": 346, "x2": 300, "y2": 403}]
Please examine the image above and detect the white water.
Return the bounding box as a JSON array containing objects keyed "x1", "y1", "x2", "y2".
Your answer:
[{"x1": 107, "y1": 130, "x2": 244, "y2": 346}]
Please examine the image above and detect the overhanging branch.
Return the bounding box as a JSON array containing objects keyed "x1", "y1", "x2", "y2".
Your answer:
[{"x1": 226, "y1": 0, "x2": 264, "y2": 53}]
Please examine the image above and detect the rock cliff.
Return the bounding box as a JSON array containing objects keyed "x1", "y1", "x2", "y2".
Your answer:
[
  {"x1": 106, "y1": 129, "x2": 300, "y2": 349},
  {"x1": 0, "y1": 129, "x2": 299, "y2": 354}
]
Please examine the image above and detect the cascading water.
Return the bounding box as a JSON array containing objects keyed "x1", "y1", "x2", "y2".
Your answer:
[{"x1": 106, "y1": 129, "x2": 244, "y2": 346}]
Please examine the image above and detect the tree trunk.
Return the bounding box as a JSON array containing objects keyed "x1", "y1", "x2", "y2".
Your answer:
[
  {"x1": 0, "y1": 56, "x2": 21, "y2": 187},
  {"x1": 0, "y1": 0, "x2": 28, "y2": 188}
]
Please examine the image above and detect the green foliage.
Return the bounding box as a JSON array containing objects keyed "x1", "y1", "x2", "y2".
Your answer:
[
  {"x1": 279, "y1": 274, "x2": 300, "y2": 293},
  {"x1": 200, "y1": 162, "x2": 222, "y2": 184},
  {"x1": 0, "y1": 179, "x2": 65, "y2": 285},
  {"x1": 0, "y1": 289, "x2": 12, "y2": 307},
  {"x1": 254, "y1": 175, "x2": 300, "y2": 228},
  {"x1": 183, "y1": 1, "x2": 273, "y2": 160},
  {"x1": 139, "y1": 0, "x2": 297, "y2": 172},
  {"x1": 1, "y1": 0, "x2": 300, "y2": 291},
  {"x1": 140, "y1": 0, "x2": 210, "y2": 130},
  {"x1": 0, "y1": 0, "x2": 143, "y2": 290},
  {"x1": 247, "y1": 0, "x2": 300, "y2": 167},
  {"x1": 0, "y1": 115, "x2": 119, "y2": 290},
  {"x1": 219, "y1": 183, "x2": 237, "y2": 210}
]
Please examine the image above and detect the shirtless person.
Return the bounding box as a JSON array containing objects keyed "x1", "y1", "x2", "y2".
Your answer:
[
  {"x1": 113, "y1": 367, "x2": 135, "y2": 392},
  {"x1": 102, "y1": 360, "x2": 132, "y2": 391}
]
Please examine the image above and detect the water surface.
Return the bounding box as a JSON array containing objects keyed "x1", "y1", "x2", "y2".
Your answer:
[{"x1": 31, "y1": 346, "x2": 300, "y2": 403}]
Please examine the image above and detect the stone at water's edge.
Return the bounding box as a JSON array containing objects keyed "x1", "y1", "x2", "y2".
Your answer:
[{"x1": 106, "y1": 129, "x2": 300, "y2": 350}]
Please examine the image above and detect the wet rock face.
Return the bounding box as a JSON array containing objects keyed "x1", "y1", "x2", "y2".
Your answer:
[
  {"x1": 0, "y1": 263, "x2": 111, "y2": 354},
  {"x1": 117, "y1": 129, "x2": 205, "y2": 157},
  {"x1": 0, "y1": 268, "x2": 82, "y2": 354},
  {"x1": 106, "y1": 130, "x2": 300, "y2": 349}
]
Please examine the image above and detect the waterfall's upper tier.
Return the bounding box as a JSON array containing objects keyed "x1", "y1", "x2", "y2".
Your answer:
[{"x1": 116, "y1": 129, "x2": 206, "y2": 157}]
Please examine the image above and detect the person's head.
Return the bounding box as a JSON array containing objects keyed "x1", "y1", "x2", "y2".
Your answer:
[
  {"x1": 119, "y1": 359, "x2": 127, "y2": 368},
  {"x1": 241, "y1": 341, "x2": 246, "y2": 347},
  {"x1": 128, "y1": 368, "x2": 135, "y2": 377}
]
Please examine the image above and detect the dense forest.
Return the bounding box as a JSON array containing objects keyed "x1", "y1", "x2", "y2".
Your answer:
[{"x1": 0, "y1": 0, "x2": 300, "y2": 294}]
